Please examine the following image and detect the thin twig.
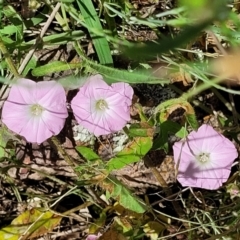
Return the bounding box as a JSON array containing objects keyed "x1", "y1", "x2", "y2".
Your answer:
[{"x1": 18, "y1": 2, "x2": 62, "y2": 75}]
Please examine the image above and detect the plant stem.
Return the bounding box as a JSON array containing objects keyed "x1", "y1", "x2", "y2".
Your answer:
[{"x1": 0, "y1": 36, "x2": 20, "y2": 78}]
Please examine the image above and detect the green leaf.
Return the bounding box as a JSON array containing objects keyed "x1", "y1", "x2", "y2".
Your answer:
[
  {"x1": 76, "y1": 0, "x2": 113, "y2": 65},
  {"x1": 122, "y1": 19, "x2": 214, "y2": 59},
  {"x1": 22, "y1": 56, "x2": 37, "y2": 76},
  {"x1": 5, "y1": 30, "x2": 85, "y2": 50},
  {"x1": 185, "y1": 113, "x2": 199, "y2": 130},
  {"x1": 0, "y1": 126, "x2": 19, "y2": 159},
  {"x1": 76, "y1": 146, "x2": 101, "y2": 162},
  {"x1": 60, "y1": 0, "x2": 75, "y2": 2},
  {"x1": 31, "y1": 54, "x2": 170, "y2": 84},
  {"x1": 152, "y1": 121, "x2": 187, "y2": 151},
  {"x1": 31, "y1": 61, "x2": 82, "y2": 77},
  {"x1": 106, "y1": 137, "x2": 152, "y2": 172},
  {"x1": 1, "y1": 36, "x2": 15, "y2": 44},
  {"x1": 73, "y1": 41, "x2": 169, "y2": 84},
  {"x1": 0, "y1": 25, "x2": 18, "y2": 35},
  {"x1": 128, "y1": 123, "x2": 155, "y2": 138},
  {"x1": 25, "y1": 6, "x2": 48, "y2": 27},
  {"x1": 3, "y1": 5, "x2": 24, "y2": 41},
  {"x1": 103, "y1": 176, "x2": 147, "y2": 213},
  {"x1": 85, "y1": 58, "x2": 170, "y2": 84}
]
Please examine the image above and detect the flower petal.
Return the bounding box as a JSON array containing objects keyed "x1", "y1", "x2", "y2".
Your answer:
[
  {"x1": 111, "y1": 82, "x2": 134, "y2": 106},
  {"x1": 19, "y1": 116, "x2": 53, "y2": 144},
  {"x1": 2, "y1": 103, "x2": 51, "y2": 143},
  {"x1": 7, "y1": 79, "x2": 37, "y2": 104},
  {"x1": 40, "y1": 110, "x2": 67, "y2": 136},
  {"x1": 2, "y1": 79, "x2": 68, "y2": 143},
  {"x1": 178, "y1": 167, "x2": 231, "y2": 190},
  {"x1": 173, "y1": 124, "x2": 238, "y2": 190},
  {"x1": 36, "y1": 81, "x2": 68, "y2": 115},
  {"x1": 71, "y1": 75, "x2": 133, "y2": 136},
  {"x1": 83, "y1": 75, "x2": 110, "y2": 100}
]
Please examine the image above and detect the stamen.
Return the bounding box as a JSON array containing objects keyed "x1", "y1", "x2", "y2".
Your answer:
[
  {"x1": 198, "y1": 152, "x2": 210, "y2": 163},
  {"x1": 96, "y1": 99, "x2": 108, "y2": 111},
  {"x1": 31, "y1": 104, "x2": 44, "y2": 116}
]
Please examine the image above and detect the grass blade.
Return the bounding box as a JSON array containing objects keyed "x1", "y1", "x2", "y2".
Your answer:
[{"x1": 76, "y1": 0, "x2": 113, "y2": 65}]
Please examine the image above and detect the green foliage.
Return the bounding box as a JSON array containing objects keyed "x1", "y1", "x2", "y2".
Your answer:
[
  {"x1": 103, "y1": 176, "x2": 147, "y2": 213},
  {"x1": 83, "y1": 57, "x2": 169, "y2": 84},
  {"x1": 31, "y1": 56, "x2": 169, "y2": 84},
  {"x1": 76, "y1": 146, "x2": 101, "y2": 162},
  {"x1": 32, "y1": 61, "x2": 82, "y2": 77},
  {"x1": 185, "y1": 113, "x2": 199, "y2": 130},
  {"x1": 180, "y1": 0, "x2": 230, "y2": 21},
  {"x1": 3, "y1": 5, "x2": 24, "y2": 42},
  {"x1": 127, "y1": 123, "x2": 155, "y2": 138},
  {"x1": 152, "y1": 120, "x2": 187, "y2": 151},
  {"x1": 122, "y1": 0, "x2": 229, "y2": 59},
  {"x1": 76, "y1": 0, "x2": 113, "y2": 65},
  {"x1": 22, "y1": 56, "x2": 37, "y2": 76},
  {"x1": 0, "y1": 0, "x2": 239, "y2": 238},
  {"x1": 0, "y1": 126, "x2": 18, "y2": 159},
  {"x1": 122, "y1": 20, "x2": 214, "y2": 59},
  {"x1": 76, "y1": 145, "x2": 149, "y2": 213},
  {"x1": 106, "y1": 137, "x2": 152, "y2": 172}
]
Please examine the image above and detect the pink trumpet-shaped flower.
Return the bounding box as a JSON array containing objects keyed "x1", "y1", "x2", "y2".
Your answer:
[
  {"x1": 71, "y1": 74, "x2": 133, "y2": 136},
  {"x1": 173, "y1": 124, "x2": 238, "y2": 190},
  {"x1": 2, "y1": 78, "x2": 68, "y2": 144}
]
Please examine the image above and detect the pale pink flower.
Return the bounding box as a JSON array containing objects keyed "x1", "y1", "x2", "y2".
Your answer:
[
  {"x1": 86, "y1": 233, "x2": 102, "y2": 240},
  {"x1": 2, "y1": 78, "x2": 68, "y2": 144},
  {"x1": 71, "y1": 74, "x2": 133, "y2": 136},
  {"x1": 173, "y1": 124, "x2": 238, "y2": 190}
]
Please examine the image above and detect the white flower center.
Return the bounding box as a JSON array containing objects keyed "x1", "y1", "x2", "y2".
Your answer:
[
  {"x1": 96, "y1": 99, "x2": 108, "y2": 111},
  {"x1": 197, "y1": 152, "x2": 210, "y2": 163},
  {"x1": 30, "y1": 104, "x2": 44, "y2": 116}
]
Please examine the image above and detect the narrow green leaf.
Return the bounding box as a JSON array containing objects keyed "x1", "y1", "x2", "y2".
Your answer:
[
  {"x1": 122, "y1": 19, "x2": 213, "y2": 59},
  {"x1": 31, "y1": 61, "x2": 82, "y2": 76},
  {"x1": 22, "y1": 56, "x2": 37, "y2": 76},
  {"x1": 31, "y1": 55, "x2": 170, "y2": 84},
  {"x1": 77, "y1": 0, "x2": 113, "y2": 65},
  {"x1": 58, "y1": 75, "x2": 88, "y2": 89},
  {"x1": 76, "y1": 146, "x2": 101, "y2": 162},
  {"x1": 5, "y1": 30, "x2": 85, "y2": 50},
  {"x1": 103, "y1": 177, "x2": 147, "y2": 213},
  {"x1": 25, "y1": 6, "x2": 49, "y2": 27},
  {"x1": 152, "y1": 121, "x2": 187, "y2": 151},
  {"x1": 3, "y1": 5, "x2": 24, "y2": 41},
  {"x1": 85, "y1": 58, "x2": 170, "y2": 84}
]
